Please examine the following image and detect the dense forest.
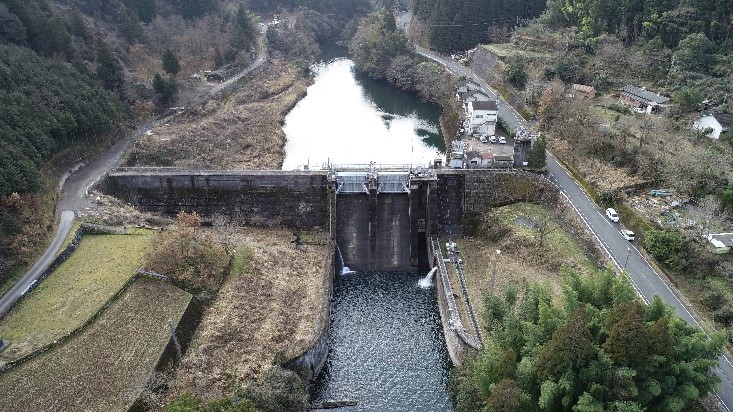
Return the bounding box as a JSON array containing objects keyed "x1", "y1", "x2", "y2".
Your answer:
[
  {"x1": 413, "y1": 0, "x2": 733, "y2": 52},
  {"x1": 412, "y1": 0, "x2": 547, "y2": 50},
  {"x1": 450, "y1": 271, "x2": 723, "y2": 412}
]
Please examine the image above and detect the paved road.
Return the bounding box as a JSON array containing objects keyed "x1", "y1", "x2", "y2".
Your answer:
[
  {"x1": 400, "y1": 11, "x2": 733, "y2": 410},
  {"x1": 0, "y1": 32, "x2": 270, "y2": 320},
  {"x1": 0, "y1": 211, "x2": 75, "y2": 318}
]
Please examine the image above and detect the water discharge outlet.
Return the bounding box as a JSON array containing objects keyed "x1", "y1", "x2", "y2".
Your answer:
[{"x1": 418, "y1": 266, "x2": 438, "y2": 288}]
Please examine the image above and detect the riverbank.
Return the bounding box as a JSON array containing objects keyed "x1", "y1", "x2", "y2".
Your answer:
[{"x1": 130, "y1": 58, "x2": 311, "y2": 170}]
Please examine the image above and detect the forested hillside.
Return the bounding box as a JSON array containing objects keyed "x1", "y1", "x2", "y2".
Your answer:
[
  {"x1": 0, "y1": 46, "x2": 123, "y2": 196},
  {"x1": 450, "y1": 272, "x2": 723, "y2": 412},
  {"x1": 541, "y1": 0, "x2": 733, "y2": 48},
  {"x1": 413, "y1": 0, "x2": 733, "y2": 53},
  {"x1": 0, "y1": 0, "x2": 258, "y2": 283},
  {"x1": 412, "y1": 0, "x2": 547, "y2": 50}
]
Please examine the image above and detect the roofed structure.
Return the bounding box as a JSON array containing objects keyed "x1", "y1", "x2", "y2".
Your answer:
[{"x1": 620, "y1": 85, "x2": 670, "y2": 113}]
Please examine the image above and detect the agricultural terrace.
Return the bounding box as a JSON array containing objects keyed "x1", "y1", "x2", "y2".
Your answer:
[
  {"x1": 169, "y1": 227, "x2": 329, "y2": 402},
  {"x1": 0, "y1": 278, "x2": 191, "y2": 412},
  {"x1": 0, "y1": 231, "x2": 153, "y2": 364},
  {"x1": 459, "y1": 202, "x2": 608, "y2": 327}
]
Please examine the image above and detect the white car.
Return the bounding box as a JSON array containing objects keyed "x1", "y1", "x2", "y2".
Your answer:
[
  {"x1": 479, "y1": 135, "x2": 487, "y2": 143},
  {"x1": 498, "y1": 136, "x2": 506, "y2": 144},
  {"x1": 489, "y1": 135, "x2": 498, "y2": 143},
  {"x1": 605, "y1": 208, "x2": 619, "y2": 222},
  {"x1": 621, "y1": 229, "x2": 635, "y2": 241}
]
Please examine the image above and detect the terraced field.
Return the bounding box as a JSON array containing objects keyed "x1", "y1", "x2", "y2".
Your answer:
[
  {"x1": 0, "y1": 278, "x2": 191, "y2": 412},
  {"x1": 0, "y1": 232, "x2": 153, "y2": 363}
]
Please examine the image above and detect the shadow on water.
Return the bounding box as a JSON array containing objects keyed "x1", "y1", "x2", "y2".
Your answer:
[
  {"x1": 353, "y1": 71, "x2": 445, "y2": 152},
  {"x1": 309, "y1": 270, "x2": 453, "y2": 412},
  {"x1": 317, "y1": 41, "x2": 445, "y2": 153}
]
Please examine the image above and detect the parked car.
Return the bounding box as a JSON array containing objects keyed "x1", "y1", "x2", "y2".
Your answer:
[
  {"x1": 621, "y1": 229, "x2": 635, "y2": 241},
  {"x1": 479, "y1": 135, "x2": 487, "y2": 143},
  {"x1": 605, "y1": 208, "x2": 619, "y2": 222},
  {"x1": 498, "y1": 136, "x2": 506, "y2": 144},
  {"x1": 489, "y1": 135, "x2": 498, "y2": 143}
]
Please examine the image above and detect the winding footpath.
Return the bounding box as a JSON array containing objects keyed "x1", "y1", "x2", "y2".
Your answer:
[
  {"x1": 400, "y1": 11, "x2": 733, "y2": 410},
  {"x1": 0, "y1": 32, "x2": 269, "y2": 320}
]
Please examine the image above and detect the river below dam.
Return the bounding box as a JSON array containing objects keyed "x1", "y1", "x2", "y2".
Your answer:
[{"x1": 309, "y1": 270, "x2": 452, "y2": 411}]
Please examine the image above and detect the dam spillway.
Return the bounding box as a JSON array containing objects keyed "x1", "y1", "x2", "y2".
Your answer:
[{"x1": 333, "y1": 168, "x2": 418, "y2": 271}]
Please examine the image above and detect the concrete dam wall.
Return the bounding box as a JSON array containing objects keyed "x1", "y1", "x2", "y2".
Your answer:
[
  {"x1": 105, "y1": 169, "x2": 330, "y2": 230},
  {"x1": 335, "y1": 193, "x2": 412, "y2": 271},
  {"x1": 104, "y1": 168, "x2": 556, "y2": 266}
]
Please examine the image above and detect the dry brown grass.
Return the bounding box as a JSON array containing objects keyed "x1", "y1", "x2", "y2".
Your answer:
[
  {"x1": 549, "y1": 139, "x2": 647, "y2": 193},
  {"x1": 168, "y1": 226, "x2": 328, "y2": 402},
  {"x1": 458, "y1": 202, "x2": 606, "y2": 327},
  {"x1": 133, "y1": 60, "x2": 309, "y2": 170},
  {"x1": 0, "y1": 279, "x2": 191, "y2": 412}
]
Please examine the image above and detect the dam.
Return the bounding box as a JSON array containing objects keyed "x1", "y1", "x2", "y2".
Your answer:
[
  {"x1": 103, "y1": 165, "x2": 554, "y2": 410},
  {"x1": 105, "y1": 165, "x2": 551, "y2": 271}
]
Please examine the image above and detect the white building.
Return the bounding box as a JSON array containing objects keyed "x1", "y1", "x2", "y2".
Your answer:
[
  {"x1": 467, "y1": 100, "x2": 498, "y2": 136},
  {"x1": 693, "y1": 113, "x2": 732, "y2": 139}
]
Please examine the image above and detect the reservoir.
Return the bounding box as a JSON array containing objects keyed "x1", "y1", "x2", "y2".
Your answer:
[
  {"x1": 281, "y1": 57, "x2": 445, "y2": 170},
  {"x1": 309, "y1": 271, "x2": 452, "y2": 411}
]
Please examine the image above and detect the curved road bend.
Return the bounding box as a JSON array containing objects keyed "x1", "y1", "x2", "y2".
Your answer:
[
  {"x1": 0, "y1": 32, "x2": 270, "y2": 320},
  {"x1": 402, "y1": 12, "x2": 733, "y2": 410}
]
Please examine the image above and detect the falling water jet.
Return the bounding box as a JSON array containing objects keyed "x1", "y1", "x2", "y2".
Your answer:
[
  {"x1": 418, "y1": 267, "x2": 437, "y2": 288},
  {"x1": 336, "y1": 244, "x2": 355, "y2": 275}
]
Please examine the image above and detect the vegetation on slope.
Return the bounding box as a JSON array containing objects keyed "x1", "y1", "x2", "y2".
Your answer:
[
  {"x1": 0, "y1": 45, "x2": 123, "y2": 197},
  {"x1": 157, "y1": 226, "x2": 328, "y2": 408},
  {"x1": 130, "y1": 60, "x2": 308, "y2": 169},
  {"x1": 450, "y1": 272, "x2": 724, "y2": 412},
  {"x1": 350, "y1": 9, "x2": 457, "y2": 105},
  {"x1": 412, "y1": 0, "x2": 547, "y2": 50}
]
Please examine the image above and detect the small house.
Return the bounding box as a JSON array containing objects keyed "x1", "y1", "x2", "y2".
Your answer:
[
  {"x1": 620, "y1": 85, "x2": 670, "y2": 113},
  {"x1": 467, "y1": 100, "x2": 498, "y2": 136},
  {"x1": 466, "y1": 150, "x2": 481, "y2": 168},
  {"x1": 479, "y1": 152, "x2": 495, "y2": 167},
  {"x1": 572, "y1": 84, "x2": 596, "y2": 100},
  {"x1": 693, "y1": 113, "x2": 732, "y2": 139},
  {"x1": 707, "y1": 233, "x2": 733, "y2": 254}
]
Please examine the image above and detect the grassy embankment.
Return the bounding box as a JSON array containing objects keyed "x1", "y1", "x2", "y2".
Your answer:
[
  {"x1": 0, "y1": 278, "x2": 191, "y2": 412},
  {"x1": 0, "y1": 231, "x2": 153, "y2": 364},
  {"x1": 167, "y1": 227, "x2": 329, "y2": 403},
  {"x1": 458, "y1": 202, "x2": 605, "y2": 328}
]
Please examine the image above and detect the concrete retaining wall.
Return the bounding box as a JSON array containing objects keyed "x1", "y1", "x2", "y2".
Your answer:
[
  {"x1": 105, "y1": 169, "x2": 330, "y2": 230},
  {"x1": 433, "y1": 170, "x2": 557, "y2": 236}
]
